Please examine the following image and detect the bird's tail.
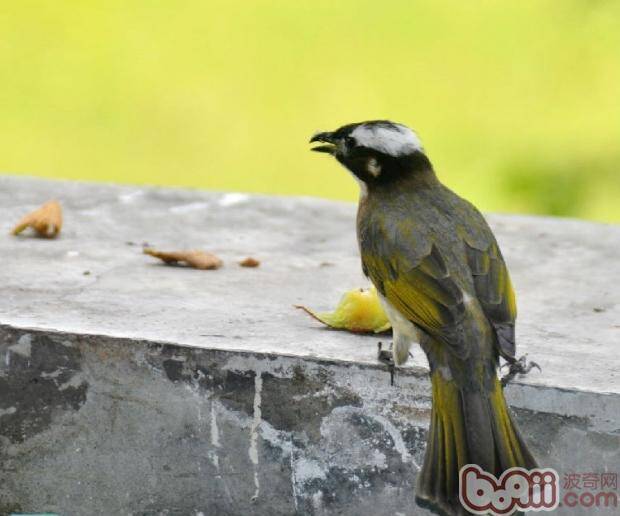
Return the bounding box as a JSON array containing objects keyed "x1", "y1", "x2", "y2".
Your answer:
[{"x1": 415, "y1": 370, "x2": 537, "y2": 516}]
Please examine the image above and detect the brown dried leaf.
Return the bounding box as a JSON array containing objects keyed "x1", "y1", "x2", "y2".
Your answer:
[
  {"x1": 144, "y1": 248, "x2": 223, "y2": 270},
  {"x1": 239, "y1": 257, "x2": 260, "y2": 268},
  {"x1": 11, "y1": 200, "x2": 63, "y2": 238}
]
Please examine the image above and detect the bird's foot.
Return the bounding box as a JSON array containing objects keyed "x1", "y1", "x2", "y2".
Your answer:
[
  {"x1": 501, "y1": 354, "x2": 541, "y2": 387},
  {"x1": 377, "y1": 341, "x2": 395, "y2": 386}
]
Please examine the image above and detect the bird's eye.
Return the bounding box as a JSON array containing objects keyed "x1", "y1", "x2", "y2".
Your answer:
[{"x1": 344, "y1": 136, "x2": 356, "y2": 149}]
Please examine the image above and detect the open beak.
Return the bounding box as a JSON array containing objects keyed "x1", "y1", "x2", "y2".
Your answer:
[{"x1": 309, "y1": 131, "x2": 336, "y2": 154}]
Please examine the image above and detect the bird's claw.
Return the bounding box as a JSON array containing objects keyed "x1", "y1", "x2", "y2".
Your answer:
[
  {"x1": 501, "y1": 354, "x2": 541, "y2": 387},
  {"x1": 377, "y1": 341, "x2": 394, "y2": 364},
  {"x1": 377, "y1": 342, "x2": 395, "y2": 386}
]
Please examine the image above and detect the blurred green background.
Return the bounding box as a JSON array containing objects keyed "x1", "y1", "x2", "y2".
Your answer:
[{"x1": 1, "y1": 1, "x2": 619, "y2": 222}]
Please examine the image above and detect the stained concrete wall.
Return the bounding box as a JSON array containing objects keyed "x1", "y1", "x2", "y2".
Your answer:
[{"x1": 1, "y1": 177, "x2": 619, "y2": 516}]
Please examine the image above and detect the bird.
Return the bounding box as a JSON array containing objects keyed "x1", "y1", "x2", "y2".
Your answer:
[{"x1": 310, "y1": 120, "x2": 539, "y2": 515}]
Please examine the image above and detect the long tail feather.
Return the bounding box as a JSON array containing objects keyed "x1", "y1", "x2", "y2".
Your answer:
[{"x1": 415, "y1": 370, "x2": 537, "y2": 515}]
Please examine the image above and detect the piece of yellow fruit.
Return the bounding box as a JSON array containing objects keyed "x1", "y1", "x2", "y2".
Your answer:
[{"x1": 296, "y1": 286, "x2": 391, "y2": 333}]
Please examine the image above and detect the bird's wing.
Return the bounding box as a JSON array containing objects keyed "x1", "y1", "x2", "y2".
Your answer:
[
  {"x1": 464, "y1": 238, "x2": 517, "y2": 360},
  {"x1": 362, "y1": 239, "x2": 469, "y2": 359}
]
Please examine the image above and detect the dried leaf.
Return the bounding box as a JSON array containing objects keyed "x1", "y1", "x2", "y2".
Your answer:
[
  {"x1": 144, "y1": 248, "x2": 223, "y2": 270},
  {"x1": 296, "y1": 286, "x2": 391, "y2": 334},
  {"x1": 239, "y1": 257, "x2": 260, "y2": 268},
  {"x1": 11, "y1": 200, "x2": 63, "y2": 238}
]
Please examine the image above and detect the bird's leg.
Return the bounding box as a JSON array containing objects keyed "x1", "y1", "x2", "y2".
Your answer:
[
  {"x1": 377, "y1": 341, "x2": 395, "y2": 386},
  {"x1": 501, "y1": 354, "x2": 541, "y2": 387}
]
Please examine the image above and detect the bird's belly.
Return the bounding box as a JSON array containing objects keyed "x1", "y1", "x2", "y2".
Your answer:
[{"x1": 378, "y1": 292, "x2": 421, "y2": 365}]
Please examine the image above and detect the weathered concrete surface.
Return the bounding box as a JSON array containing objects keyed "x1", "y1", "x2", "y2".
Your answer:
[{"x1": 1, "y1": 176, "x2": 619, "y2": 515}]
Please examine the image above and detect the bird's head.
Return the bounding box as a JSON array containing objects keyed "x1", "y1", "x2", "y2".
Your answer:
[{"x1": 310, "y1": 120, "x2": 432, "y2": 189}]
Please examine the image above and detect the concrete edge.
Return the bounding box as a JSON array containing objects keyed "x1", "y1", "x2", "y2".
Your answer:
[{"x1": 2, "y1": 322, "x2": 618, "y2": 436}]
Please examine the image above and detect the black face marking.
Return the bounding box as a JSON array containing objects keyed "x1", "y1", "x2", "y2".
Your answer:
[
  {"x1": 310, "y1": 120, "x2": 433, "y2": 188},
  {"x1": 344, "y1": 136, "x2": 356, "y2": 151}
]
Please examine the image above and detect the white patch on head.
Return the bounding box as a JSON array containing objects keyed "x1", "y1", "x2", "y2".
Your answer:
[
  {"x1": 351, "y1": 123, "x2": 423, "y2": 157},
  {"x1": 367, "y1": 157, "x2": 381, "y2": 177}
]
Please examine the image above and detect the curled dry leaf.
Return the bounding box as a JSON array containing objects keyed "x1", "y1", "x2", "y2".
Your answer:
[
  {"x1": 11, "y1": 200, "x2": 63, "y2": 238},
  {"x1": 296, "y1": 286, "x2": 391, "y2": 334},
  {"x1": 144, "y1": 248, "x2": 223, "y2": 270},
  {"x1": 239, "y1": 257, "x2": 260, "y2": 268}
]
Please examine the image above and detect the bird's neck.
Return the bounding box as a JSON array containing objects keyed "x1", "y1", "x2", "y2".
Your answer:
[{"x1": 371, "y1": 152, "x2": 440, "y2": 192}]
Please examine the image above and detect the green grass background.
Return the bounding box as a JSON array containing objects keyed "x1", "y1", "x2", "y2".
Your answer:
[{"x1": 1, "y1": 1, "x2": 619, "y2": 222}]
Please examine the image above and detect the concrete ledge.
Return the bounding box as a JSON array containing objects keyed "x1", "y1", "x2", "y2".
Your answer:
[{"x1": 1, "y1": 176, "x2": 619, "y2": 515}]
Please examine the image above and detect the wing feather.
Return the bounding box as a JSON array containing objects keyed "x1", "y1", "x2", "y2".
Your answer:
[
  {"x1": 363, "y1": 243, "x2": 468, "y2": 358},
  {"x1": 465, "y1": 240, "x2": 517, "y2": 359}
]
